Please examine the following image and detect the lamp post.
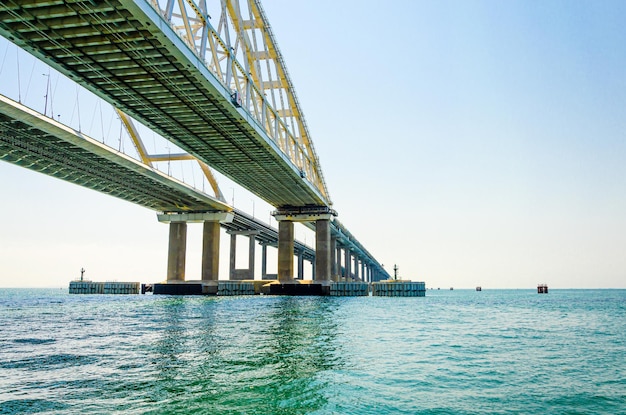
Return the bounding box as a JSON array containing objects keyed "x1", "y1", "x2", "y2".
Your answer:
[{"x1": 42, "y1": 72, "x2": 50, "y2": 117}]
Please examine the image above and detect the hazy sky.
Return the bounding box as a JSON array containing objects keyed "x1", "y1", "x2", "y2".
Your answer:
[{"x1": 1, "y1": 0, "x2": 625, "y2": 288}]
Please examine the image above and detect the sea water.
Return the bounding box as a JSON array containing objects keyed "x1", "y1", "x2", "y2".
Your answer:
[{"x1": 0, "y1": 288, "x2": 624, "y2": 414}]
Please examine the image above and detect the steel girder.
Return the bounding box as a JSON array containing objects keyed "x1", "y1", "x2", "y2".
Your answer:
[{"x1": 156, "y1": 0, "x2": 330, "y2": 203}]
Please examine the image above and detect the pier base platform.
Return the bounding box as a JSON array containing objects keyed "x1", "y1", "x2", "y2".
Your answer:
[
  {"x1": 261, "y1": 280, "x2": 331, "y2": 296},
  {"x1": 218, "y1": 281, "x2": 256, "y2": 296},
  {"x1": 330, "y1": 282, "x2": 370, "y2": 296},
  {"x1": 153, "y1": 280, "x2": 218, "y2": 295}
]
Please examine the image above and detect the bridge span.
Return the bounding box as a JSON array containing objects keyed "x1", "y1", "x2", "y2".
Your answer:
[
  {"x1": 0, "y1": 0, "x2": 391, "y2": 285},
  {"x1": 0, "y1": 94, "x2": 389, "y2": 284}
]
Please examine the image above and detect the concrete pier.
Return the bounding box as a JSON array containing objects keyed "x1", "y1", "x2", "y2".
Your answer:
[
  {"x1": 277, "y1": 220, "x2": 294, "y2": 281},
  {"x1": 315, "y1": 219, "x2": 331, "y2": 281},
  {"x1": 167, "y1": 222, "x2": 187, "y2": 281},
  {"x1": 229, "y1": 232, "x2": 237, "y2": 279},
  {"x1": 201, "y1": 220, "x2": 220, "y2": 280},
  {"x1": 228, "y1": 230, "x2": 259, "y2": 280},
  {"x1": 297, "y1": 251, "x2": 304, "y2": 279},
  {"x1": 274, "y1": 206, "x2": 337, "y2": 283},
  {"x1": 157, "y1": 212, "x2": 234, "y2": 295},
  {"x1": 261, "y1": 243, "x2": 268, "y2": 277},
  {"x1": 331, "y1": 236, "x2": 338, "y2": 281},
  {"x1": 248, "y1": 231, "x2": 257, "y2": 279}
]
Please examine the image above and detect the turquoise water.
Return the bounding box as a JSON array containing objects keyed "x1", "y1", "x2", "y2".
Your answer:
[{"x1": 1, "y1": 289, "x2": 624, "y2": 414}]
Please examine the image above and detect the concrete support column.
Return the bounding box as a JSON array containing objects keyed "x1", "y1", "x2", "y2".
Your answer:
[
  {"x1": 248, "y1": 234, "x2": 256, "y2": 280},
  {"x1": 229, "y1": 233, "x2": 237, "y2": 280},
  {"x1": 336, "y1": 246, "x2": 342, "y2": 281},
  {"x1": 167, "y1": 222, "x2": 187, "y2": 281},
  {"x1": 315, "y1": 219, "x2": 331, "y2": 281},
  {"x1": 354, "y1": 257, "x2": 360, "y2": 280},
  {"x1": 261, "y1": 244, "x2": 268, "y2": 278},
  {"x1": 278, "y1": 220, "x2": 294, "y2": 281},
  {"x1": 297, "y1": 251, "x2": 304, "y2": 280},
  {"x1": 159, "y1": 211, "x2": 233, "y2": 283},
  {"x1": 360, "y1": 260, "x2": 365, "y2": 283},
  {"x1": 312, "y1": 261, "x2": 316, "y2": 280},
  {"x1": 330, "y1": 236, "x2": 337, "y2": 282},
  {"x1": 345, "y1": 249, "x2": 352, "y2": 281},
  {"x1": 201, "y1": 221, "x2": 220, "y2": 280}
]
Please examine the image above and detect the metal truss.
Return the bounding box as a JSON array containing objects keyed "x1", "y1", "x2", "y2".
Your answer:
[
  {"x1": 116, "y1": 108, "x2": 226, "y2": 203},
  {"x1": 147, "y1": 0, "x2": 331, "y2": 204}
]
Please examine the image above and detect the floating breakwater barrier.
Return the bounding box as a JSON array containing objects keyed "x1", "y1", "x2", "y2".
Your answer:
[
  {"x1": 330, "y1": 281, "x2": 369, "y2": 296},
  {"x1": 69, "y1": 281, "x2": 140, "y2": 294},
  {"x1": 371, "y1": 280, "x2": 426, "y2": 297},
  {"x1": 104, "y1": 282, "x2": 140, "y2": 294},
  {"x1": 69, "y1": 281, "x2": 103, "y2": 294}
]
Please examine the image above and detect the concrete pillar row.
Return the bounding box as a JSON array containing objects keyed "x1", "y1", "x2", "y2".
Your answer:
[
  {"x1": 158, "y1": 212, "x2": 234, "y2": 283},
  {"x1": 167, "y1": 221, "x2": 187, "y2": 281},
  {"x1": 274, "y1": 209, "x2": 335, "y2": 282}
]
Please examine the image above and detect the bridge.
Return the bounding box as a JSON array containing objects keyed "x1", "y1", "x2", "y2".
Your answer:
[{"x1": 0, "y1": 0, "x2": 391, "y2": 289}]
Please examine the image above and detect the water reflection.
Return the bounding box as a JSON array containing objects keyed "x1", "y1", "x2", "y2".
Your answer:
[{"x1": 151, "y1": 296, "x2": 343, "y2": 414}]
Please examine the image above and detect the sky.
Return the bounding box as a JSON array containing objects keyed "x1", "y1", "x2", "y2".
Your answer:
[{"x1": 1, "y1": 0, "x2": 625, "y2": 288}]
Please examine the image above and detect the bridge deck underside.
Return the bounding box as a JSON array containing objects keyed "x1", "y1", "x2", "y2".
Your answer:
[
  {"x1": 0, "y1": 97, "x2": 229, "y2": 212},
  {"x1": 0, "y1": 0, "x2": 326, "y2": 208}
]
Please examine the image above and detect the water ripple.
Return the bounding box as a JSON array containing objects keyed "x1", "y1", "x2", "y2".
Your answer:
[{"x1": 0, "y1": 289, "x2": 624, "y2": 414}]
